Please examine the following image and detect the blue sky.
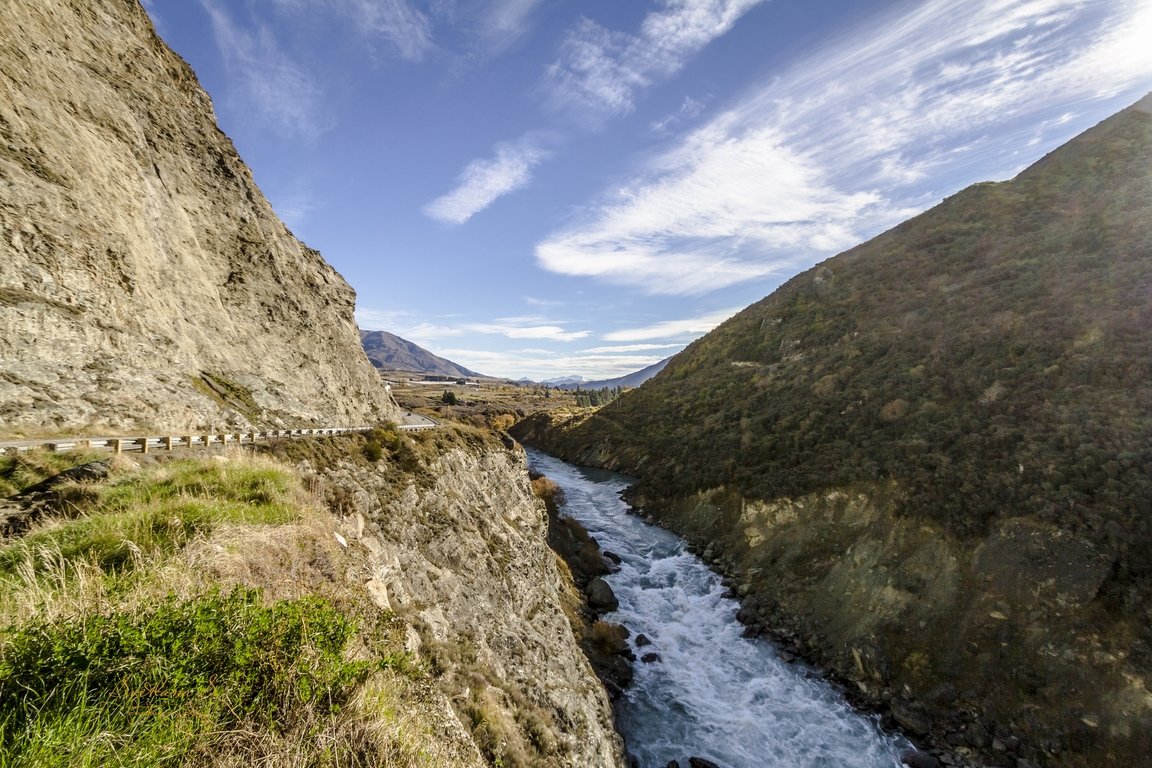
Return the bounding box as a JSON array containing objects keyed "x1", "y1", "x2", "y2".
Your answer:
[{"x1": 142, "y1": 0, "x2": 1152, "y2": 381}]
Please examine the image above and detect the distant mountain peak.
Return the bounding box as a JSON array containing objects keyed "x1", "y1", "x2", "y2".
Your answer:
[
  {"x1": 552, "y1": 358, "x2": 672, "y2": 390},
  {"x1": 360, "y1": 330, "x2": 483, "y2": 378}
]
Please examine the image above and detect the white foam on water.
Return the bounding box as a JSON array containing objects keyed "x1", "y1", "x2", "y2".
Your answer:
[{"x1": 528, "y1": 449, "x2": 910, "y2": 768}]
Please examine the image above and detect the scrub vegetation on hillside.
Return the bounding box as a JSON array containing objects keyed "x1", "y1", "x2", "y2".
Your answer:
[
  {"x1": 511, "y1": 99, "x2": 1152, "y2": 768},
  {"x1": 531, "y1": 102, "x2": 1152, "y2": 569}
]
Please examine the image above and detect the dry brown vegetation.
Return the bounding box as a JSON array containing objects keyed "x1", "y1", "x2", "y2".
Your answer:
[{"x1": 386, "y1": 378, "x2": 591, "y2": 433}]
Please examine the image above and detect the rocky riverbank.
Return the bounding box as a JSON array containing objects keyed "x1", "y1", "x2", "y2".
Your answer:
[
  {"x1": 514, "y1": 411, "x2": 1151, "y2": 768},
  {"x1": 261, "y1": 429, "x2": 627, "y2": 768}
]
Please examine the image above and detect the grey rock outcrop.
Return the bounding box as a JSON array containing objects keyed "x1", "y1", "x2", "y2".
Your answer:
[
  {"x1": 586, "y1": 575, "x2": 620, "y2": 613},
  {"x1": 0, "y1": 0, "x2": 397, "y2": 435},
  {"x1": 320, "y1": 444, "x2": 626, "y2": 767}
]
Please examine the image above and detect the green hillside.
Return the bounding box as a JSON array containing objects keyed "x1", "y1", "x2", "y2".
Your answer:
[
  {"x1": 514, "y1": 95, "x2": 1152, "y2": 767},
  {"x1": 533, "y1": 94, "x2": 1152, "y2": 553}
]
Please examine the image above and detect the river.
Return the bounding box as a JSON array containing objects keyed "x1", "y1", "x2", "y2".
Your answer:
[{"x1": 526, "y1": 449, "x2": 910, "y2": 768}]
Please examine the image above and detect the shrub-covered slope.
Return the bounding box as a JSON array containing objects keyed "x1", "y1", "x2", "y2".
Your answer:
[
  {"x1": 532, "y1": 94, "x2": 1151, "y2": 546},
  {"x1": 515, "y1": 96, "x2": 1152, "y2": 767}
]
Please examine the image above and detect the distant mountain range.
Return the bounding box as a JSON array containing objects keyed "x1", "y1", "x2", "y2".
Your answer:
[
  {"x1": 360, "y1": 330, "x2": 482, "y2": 378},
  {"x1": 547, "y1": 357, "x2": 672, "y2": 390}
]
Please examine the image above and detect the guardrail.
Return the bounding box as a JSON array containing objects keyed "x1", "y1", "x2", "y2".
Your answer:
[{"x1": 2, "y1": 423, "x2": 434, "y2": 456}]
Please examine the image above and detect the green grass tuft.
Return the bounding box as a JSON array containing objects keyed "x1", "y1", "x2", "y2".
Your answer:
[
  {"x1": 0, "y1": 588, "x2": 375, "y2": 767},
  {"x1": 0, "y1": 459, "x2": 298, "y2": 581}
]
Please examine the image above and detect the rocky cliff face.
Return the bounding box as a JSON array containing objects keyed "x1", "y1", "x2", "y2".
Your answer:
[
  {"x1": 293, "y1": 434, "x2": 626, "y2": 767},
  {"x1": 0, "y1": 0, "x2": 396, "y2": 435}
]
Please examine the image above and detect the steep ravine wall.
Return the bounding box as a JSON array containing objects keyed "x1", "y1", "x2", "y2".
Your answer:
[
  {"x1": 299, "y1": 437, "x2": 627, "y2": 768},
  {"x1": 513, "y1": 416, "x2": 1152, "y2": 768},
  {"x1": 0, "y1": 0, "x2": 396, "y2": 435}
]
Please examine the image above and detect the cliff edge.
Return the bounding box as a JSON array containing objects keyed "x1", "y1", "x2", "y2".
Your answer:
[{"x1": 0, "y1": 0, "x2": 396, "y2": 435}]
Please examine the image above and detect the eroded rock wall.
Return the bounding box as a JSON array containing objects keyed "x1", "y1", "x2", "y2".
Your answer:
[
  {"x1": 0, "y1": 0, "x2": 396, "y2": 434},
  {"x1": 318, "y1": 443, "x2": 626, "y2": 768}
]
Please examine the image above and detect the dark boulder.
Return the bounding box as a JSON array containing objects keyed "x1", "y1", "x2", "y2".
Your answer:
[
  {"x1": 890, "y1": 698, "x2": 933, "y2": 736},
  {"x1": 641, "y1": 652, "x2": 661, "y2": 663},
  {"x1": 899, "y1": 750, "x2": 941, "y2": 768},
  {"x1": 635, "y1": 633, "x2": 652, "y2": 647},
  {"x1": 688, "y1": 758, "x2": 721, "y2": 768},
  {"x1": 586, "y1": 576, "x2": 619, "y2": 612}
]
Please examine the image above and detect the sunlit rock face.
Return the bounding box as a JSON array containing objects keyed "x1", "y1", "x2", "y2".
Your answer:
[
  {"x1": 319, "y1": 443, "x2": 627, "y2": 768},
  {"x1": 0, "y1": 0, "x2": 397, "y2": 435}
]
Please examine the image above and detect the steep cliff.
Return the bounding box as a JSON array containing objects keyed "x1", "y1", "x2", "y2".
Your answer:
[
  {"x1": 514, "y1": 96, "x2": 1152, "y2": 767},
  {"x1": 0, "y1": 0, "x2": 396, "y2": 435},
  {"x1": 266, "y1": 429, "x2": 627, "y2": 767}
]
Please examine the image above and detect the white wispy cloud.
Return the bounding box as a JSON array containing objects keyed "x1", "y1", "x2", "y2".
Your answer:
[
  {"x1": 200, "y1": 0, "x2": 331, "y2": 139},
  {"x1": 426, "y1": 1, "x2": 762, "y2": 223},
  {"x1": 437, "y1": 347, "x2": 667, "y2": 380},
  {"x1": 536, "y1": 0, "x2": 1152, "y2": 295},
  {"x1": 357, "y1": 309, "x2": 589, "y2": 343},
  {"x1": 271, "y1": 0, "x2": 434, "y2": 61},
  {"x1": 356, "y1": 308, "x2": 676, "y2": 379},
  {"x1": 269, "y1": 187, "x2": 317, "y2": 233},
  {"x1": 424, "y1": 134, "x2": 552, "y2": 224},
  {"x1": 347, "y1": 0, "x2": 434, "y2": 61},
  {"x1": 580, "y1": 343, "x2": 682, "y2": 354},
  {"x1": 480, "y1": 0, "x2": 545, "y2": 52},
  {"x1": 650, "y1": 95, "x2": 707, "y2": 135},
  {"x1": 466, "y1": 322, "x2": 590, "y2": 341},
  {"x1": 603, "y1": 308, "x2": 742, "y2": 342},
  {"x1": 544, "y1": 0, "x2": 767, "y2": 121}
]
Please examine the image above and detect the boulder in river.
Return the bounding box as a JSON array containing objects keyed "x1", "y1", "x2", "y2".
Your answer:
[
  {"x1": 688, "y1": 758, "x2": 721, "y2": 768},
  {"x1": 890, "y1": 698, "x2": 933, "y2": 737},
  {"x1": 586, "y1": 576, "x2": 620, "y2": 612},
  {"x1": 899, "y1": 749, "x2": 941, "y2": 768}
]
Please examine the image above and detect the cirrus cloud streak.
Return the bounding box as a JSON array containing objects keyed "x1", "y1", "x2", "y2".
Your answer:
[
  {"x1": 536, "y1": 0, "x2": 1152, "y2": 296},
  {"x1": 424, "y1": 135, "x2": 553, "y2": 224}
]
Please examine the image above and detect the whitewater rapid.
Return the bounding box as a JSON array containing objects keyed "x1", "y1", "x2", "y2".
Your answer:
[{"x1": 527, "y1": 449, "x2": 910, "y2": 768}]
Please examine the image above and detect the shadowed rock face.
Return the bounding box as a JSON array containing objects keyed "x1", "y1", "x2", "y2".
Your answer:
[{"x1": 0, "y1": 0, "x2": 397, "y2": 435}]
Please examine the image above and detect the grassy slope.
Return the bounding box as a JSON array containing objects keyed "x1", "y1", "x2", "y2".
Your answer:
[{"x1": 0, "y1": 441, "x2": 482, "y2": 768}]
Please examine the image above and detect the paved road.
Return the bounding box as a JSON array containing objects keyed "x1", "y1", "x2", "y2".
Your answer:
[{"x1": 0, "y1": 419, "x2": 440, "y2": 454}]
